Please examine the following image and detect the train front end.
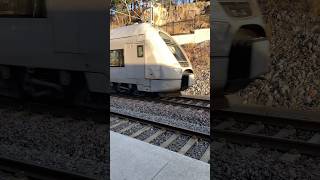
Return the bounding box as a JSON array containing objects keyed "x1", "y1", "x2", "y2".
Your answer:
[
  {"x1": 158, "y1": 31, "x2": 195, "y2": 91},
  {"x1": 145, "y1": 26, "x2": 194, "y2": 92},
  {"x1": 212, "y1": 0, "x2": 270, "y2": 94}
]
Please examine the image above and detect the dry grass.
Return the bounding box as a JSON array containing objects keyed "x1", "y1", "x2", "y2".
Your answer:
[{"x1": 111, "y1": 2, "x2": 209, "y2": 32}]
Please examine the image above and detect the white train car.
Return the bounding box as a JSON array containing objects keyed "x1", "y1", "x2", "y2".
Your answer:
[
  {"x1": 110, "y1": 23, "x2": 194, "y2": 93},
  {"x1": 212, "y1": 0, "x2": 271, "y2": 94}
]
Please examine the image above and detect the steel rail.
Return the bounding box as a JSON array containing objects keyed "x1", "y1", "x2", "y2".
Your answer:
[
  {"x1": 212, "y1": 129, "x2": 320, "y2": 156},
  {"x1": 214, "y1": 109, "x2": 320, "y2": 131},
  {"x1": 111, "y1": 94, "x2": 210, "y2": 110},
  {"x1": 159, "y1": 96, "x2": 210, "y2": 109},
  {"x1": 110, "y1": 111, "x2": 210, "y2": 140},
  {"x1": 212, "y1": 108, "x2": 320, "y2": 156}
]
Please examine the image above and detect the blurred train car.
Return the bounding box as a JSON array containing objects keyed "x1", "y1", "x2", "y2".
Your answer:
[
  {"x1": 212, "y1": 0, "x2": 270, "y2": 94},
  {"x1": 0, "y1": 0, "x2": 108, "y2": 106},
  {"x1": 110, "y1": 23, "x2": 194, "y2": 93}
]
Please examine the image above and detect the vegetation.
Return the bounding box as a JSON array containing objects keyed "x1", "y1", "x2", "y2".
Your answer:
[{"x1": 110, "y1": 0, "x2": 208, "y2": 18}]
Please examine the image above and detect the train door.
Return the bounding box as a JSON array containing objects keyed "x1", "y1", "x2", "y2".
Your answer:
[{"x1": 125, "y1": 43, "x2": 145, "y2": 80}]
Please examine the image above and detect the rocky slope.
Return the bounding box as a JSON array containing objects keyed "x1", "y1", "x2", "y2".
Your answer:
[
  {"x1": 182, "y1": 41, "x2": 210, "y2": 96},
  {"x1": 239, "y1": 0, "x2": 320, "y2": 111}
]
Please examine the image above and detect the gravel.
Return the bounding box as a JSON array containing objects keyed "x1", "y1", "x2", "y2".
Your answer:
[
  {"x1": 214, "y1": 118, "x2": 318, "y2": 141},
  {"x1": 110, "y1": 117, "x2": 210, "y2": 161},
  {"x1": 227, "y1": 121, "x2": 250, "y2": 132},
  {"x1": 212, "y1": 115, "x2": 320, "y2": 179},
  {"x1": 166, "y1": 134, "x2": 190, "y2": 152},
  {"x1": 0, "y1": 107, "x2": 108, "y2": 179},
  {"x1": 185, "y1": 139, "x2": 209, "y2": 160},
  {"x1": 110, "y1": 96, "x2": 210, "y2": 134},
  {"x1": 211, "y1": 143, "x2": 320, "y2": 179},
  {"x1": 150, "y1": 131, "x2": 175, "y2": 146},
  {"x1": 258, "y1": 125, "x2": 281, "y2": 136},
  {"x1": 182, "y1": 41, "x2": 210, "y2": 96},
  {"x1": 111, "y1": 121, "x2": 130, "y2": 132},
  {"x1": 0, "y1": 171, "x2": 20, "y2": 180},
  {"x1": 287, "y1": 129, "x2": 316, "y2": 141},
  {"x1": 122, "y1": 123, "x2": 144, "y2": 136},
  {"x1": 136, "y1": 127, "x2": 160, "y2": 141},
  {"x1": 239, "y1": 0, "x2": 320, "y2": 111},
  {"x1": 110, "y1": 117, "x2": 121, "y2": 126}
]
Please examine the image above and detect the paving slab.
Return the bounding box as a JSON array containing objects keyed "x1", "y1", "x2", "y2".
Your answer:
[{"x1": 110, "y1": 131, "x2": 210, "y2": 180}]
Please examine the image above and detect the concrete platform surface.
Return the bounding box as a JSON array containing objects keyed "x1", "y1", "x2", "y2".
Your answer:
[{"x1": 110, "y1": 131, "x2": 210, "y2": 180}]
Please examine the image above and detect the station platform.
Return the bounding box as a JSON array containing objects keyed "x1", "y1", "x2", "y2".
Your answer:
[{"x1": 110, "y1": 131, "x2": 210, "y2": 180}]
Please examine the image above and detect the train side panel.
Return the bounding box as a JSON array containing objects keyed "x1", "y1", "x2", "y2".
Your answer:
[
  {"x1": 0, "y1": 0, "x2": 108, "y2": 95},
  {"x1": 111, "y1": 35, "x2": 151, "y2": 91}
]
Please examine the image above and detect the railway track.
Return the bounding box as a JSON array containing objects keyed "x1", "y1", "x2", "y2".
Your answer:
[
  {"x1": 159, "y1": 96, "x2": 210, "y2": 109},
  {"x1": 0, "y1": 96, "x2": 106, "y2": 124},
  {"x1": 111, "y1": 94, "x2": 210, "y2": 110},
  {"x1": 0, "y1": 156, "x2": 98, "y2": 180},
  {"x1": 212, "y1": 107, "x2": 320, "y2": 159},
  {"x1": 110, "y1": 111, "x2": 210, "y2": 163},
  {"x1": 0, "y1": 96, "x2": 108, "y2": 179}
]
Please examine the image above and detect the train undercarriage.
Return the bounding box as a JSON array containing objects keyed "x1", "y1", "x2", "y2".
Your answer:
[{"x1": 0, "y1": 65, "x2": 107, "y2": 108}]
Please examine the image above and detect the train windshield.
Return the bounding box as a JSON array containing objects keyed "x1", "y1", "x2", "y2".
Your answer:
[{"x1": 159, "y1": 32, "x2": 189, "y2": 67}]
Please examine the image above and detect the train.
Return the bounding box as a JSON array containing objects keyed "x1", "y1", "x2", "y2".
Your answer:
[
  {"x1": 110, "y1": 23, "x2": 194, "y2": 94},
  {"x1": 212, "y1": 0, "x2": 270, "y2": 94},
  {"x1": 0, "y1": 0, "x2": 270, "y2": 106},
  {"x1": 0, "y1": 0, "x2": 108, "y2": 107}
]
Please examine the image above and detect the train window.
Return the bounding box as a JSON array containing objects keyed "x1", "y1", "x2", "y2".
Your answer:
[
  {"x1": 159, "y1": 31, "x2": 188, "y2": 65},
  {"x1": 110, "y1": 49, "x2": 124, "y2": 67},
  {"x1": 0, "y1": 0, "x2": 47, "y2": 18},
  {"x1": 137, "y1": 45, "x2": 144, "y2": 57}
]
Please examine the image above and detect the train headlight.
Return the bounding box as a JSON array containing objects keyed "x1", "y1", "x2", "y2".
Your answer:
[{"x1": 220, "y1": 2, "x2": 252, "y2": 18}]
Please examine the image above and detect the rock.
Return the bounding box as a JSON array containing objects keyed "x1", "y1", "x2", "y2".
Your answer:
[
  {"x1": 239, "y1": 0, "x2": 320, "y2": 111},
  {"x1": 305, "y1": 96, "x2": 313, "y2": 104},
  {"x1": 182, "y1": 41, "x2": 210, "y2": 96}
]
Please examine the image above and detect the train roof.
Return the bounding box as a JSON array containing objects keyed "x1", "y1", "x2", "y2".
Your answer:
[{"x1": 110, "y1": 23, "x2": 159, "y2": 39}]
